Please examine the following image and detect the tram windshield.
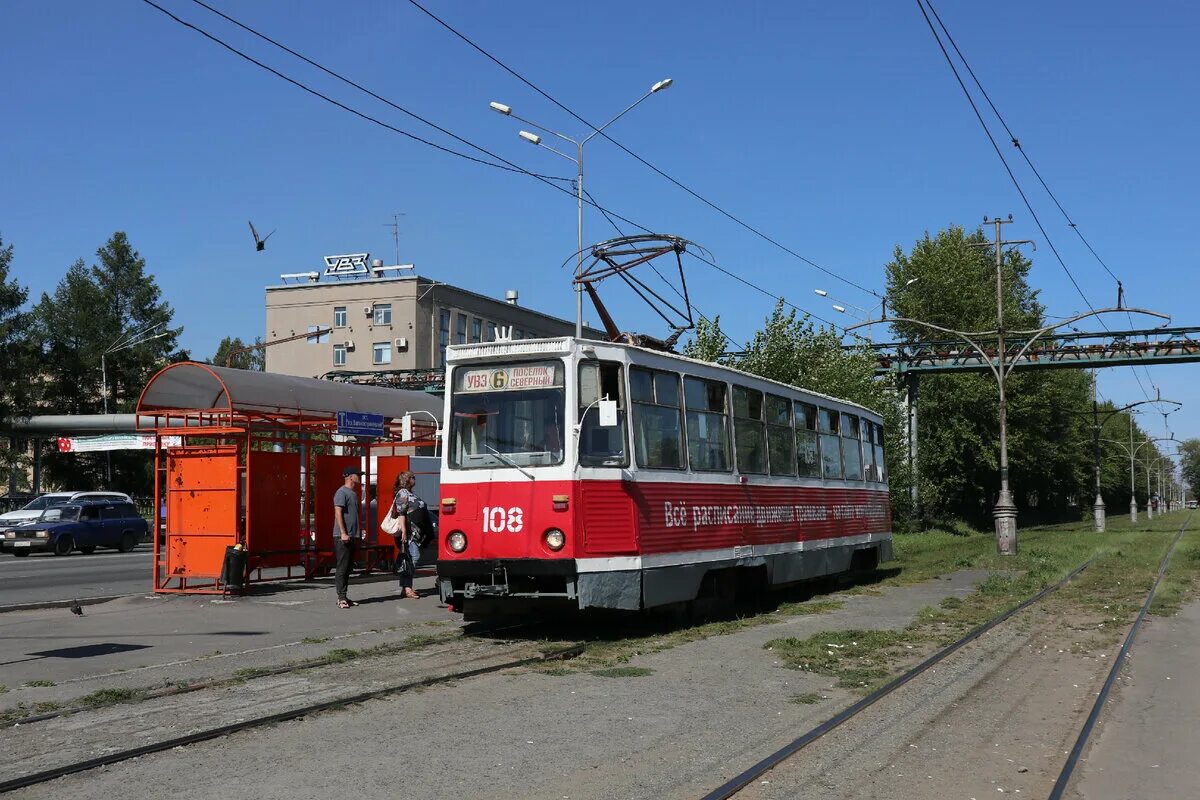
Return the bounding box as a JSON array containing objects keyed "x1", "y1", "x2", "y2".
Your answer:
[{"x1": 449, "y1": 360, "x2": 566, "y2": 469}]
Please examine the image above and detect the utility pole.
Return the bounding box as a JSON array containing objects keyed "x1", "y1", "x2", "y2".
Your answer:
[{"x1": 972, "y1": 215, "x2": 1034, "y2": 555}]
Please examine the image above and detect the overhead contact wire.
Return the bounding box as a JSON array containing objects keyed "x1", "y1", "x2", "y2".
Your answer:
[
  {"x1": 403, "y1": 0, "x2": 882, "y2": 302},
  {"x1": 147, "y1": 1, "x2": 854, "y2": 343},
  {"x1": 923, "y1": 0, "x2": 1161, "y2": 400}
]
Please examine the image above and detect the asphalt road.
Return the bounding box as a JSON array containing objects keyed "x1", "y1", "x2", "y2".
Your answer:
[{"x1": 0, "y1": 547, "x2": 155, "y2": 608}]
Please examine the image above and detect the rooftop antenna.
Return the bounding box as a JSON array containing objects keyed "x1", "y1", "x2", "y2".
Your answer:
[{"x1": 384, "y1": 212, "x2": 406, "y2": 266}]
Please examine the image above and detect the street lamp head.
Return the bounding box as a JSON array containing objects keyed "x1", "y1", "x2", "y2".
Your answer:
[
  {"x1": 650, "y1": 78, "x2": 673, "y2": 93},
  {"x1": 518, "y1": 130, "x2": 542, "y2": 145},
  {"x1": 814, "y1": 289, "x2": 829, "y2": 297},
  {"x1": 833, "y1": 305, "x2": 847, "y2": 314},
  {"x1": 905, "y1": 277, "x2": 920, "y2": 286},
  {"x1": 489, "y1": 101, "x2": 512, "y2": 116}
]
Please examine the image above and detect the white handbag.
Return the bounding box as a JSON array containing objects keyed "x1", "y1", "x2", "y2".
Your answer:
[{"x1": 380, "y1": 507, "x2": 403, "y2": 535}]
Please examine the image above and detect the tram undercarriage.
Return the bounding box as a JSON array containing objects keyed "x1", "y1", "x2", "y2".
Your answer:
[{"x1": 438, "y1": 537, "x2": 892, "y2": 616}]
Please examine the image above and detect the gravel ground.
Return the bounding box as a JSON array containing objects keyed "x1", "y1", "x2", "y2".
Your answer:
[
  {"x1": 5, "y1": 570, "x2": 990, "y2": 800},
  {"x1": 1073, "y1": 599, "x2": 1200, "y2": 799},
  {"x1": 735, "y1": 608, "x2": 1111, "y2": 799}
]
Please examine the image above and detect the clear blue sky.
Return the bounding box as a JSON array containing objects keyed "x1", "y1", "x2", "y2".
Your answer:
[{"x1": 3, "y1": 0, "x2": 1197, "y2": 443}]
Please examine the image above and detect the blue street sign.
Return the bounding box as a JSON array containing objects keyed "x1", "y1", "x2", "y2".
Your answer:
[{"x1": 336, "y1": 411, "x2": 386, "y2": 438}]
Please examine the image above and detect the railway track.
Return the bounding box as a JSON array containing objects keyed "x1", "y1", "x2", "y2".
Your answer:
[
  {"x1": 0, "y1": 638, "x2": 583, "y2": 794},
  {"x1": 701, "y1": 511, "x2": 1194, "y2": 800}
]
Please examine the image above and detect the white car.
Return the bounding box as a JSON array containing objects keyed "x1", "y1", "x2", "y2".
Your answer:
[{"x1": 0, "y1": 492, "x2": 133, "y2": 526}]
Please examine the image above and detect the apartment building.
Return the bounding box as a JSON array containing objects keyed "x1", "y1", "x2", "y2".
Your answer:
[{"x1": 264, "y1": 256, "x2": 602, "y2": 377}]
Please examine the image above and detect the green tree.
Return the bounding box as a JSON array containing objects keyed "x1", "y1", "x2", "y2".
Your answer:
[
  {"x1": 883, "y1": 225, "x2": 1092, "y2": 526},
  {"x1": 32, "y1": 233, "x2": 184, "y2": 493},
  {"x1": 210, "y1": 336, "x2": 265, "y2": 371},
  {"x1": 0, "y1": 234, "x2": 37, "y2": 491},
  {"x1": 681, "y1": 315, "x2": 732, "y2": 364}
]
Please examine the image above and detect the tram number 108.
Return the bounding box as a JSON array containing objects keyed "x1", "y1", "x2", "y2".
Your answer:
[{"x1": 481, "y1": 506, "x2": 525, "y2": 533}]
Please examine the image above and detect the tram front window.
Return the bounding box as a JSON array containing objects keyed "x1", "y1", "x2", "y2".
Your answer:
[{"x1": 450, "y1": 361, "x2": 566, "y2": 469}]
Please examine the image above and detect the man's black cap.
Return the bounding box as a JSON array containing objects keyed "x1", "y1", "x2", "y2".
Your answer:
[{"x1": 343, "y1": 466, "x2": 364, "y2": 477}]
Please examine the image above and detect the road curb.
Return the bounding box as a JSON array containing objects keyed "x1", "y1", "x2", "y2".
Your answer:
[
  {"x1": 0, "y1": 594, "x2": 133, "y2": 614},
  {"x1": 0, "y1": 568, "x2": 437, "y2": 614}
]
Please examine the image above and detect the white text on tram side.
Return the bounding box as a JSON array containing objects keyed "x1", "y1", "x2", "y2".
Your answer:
[{"x1": 662, "y1": 501, "x2": 888, "y2": 531}]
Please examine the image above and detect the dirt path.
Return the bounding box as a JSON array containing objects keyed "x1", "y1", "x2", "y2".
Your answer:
[
  {"x1": 1072, "y1": 598, "x2": 1200, "y2": 799},
  {"x1": 734, "y1": 607, "x2": 1113, "y2": 799}
]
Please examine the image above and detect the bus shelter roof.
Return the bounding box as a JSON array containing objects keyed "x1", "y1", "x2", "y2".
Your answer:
[{"x1": 136, "y1": 362, "x2": 442, "y2": 424}]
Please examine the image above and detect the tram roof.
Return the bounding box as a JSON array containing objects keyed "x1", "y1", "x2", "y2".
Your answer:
[
  {"x1": 136, "y1": 361, "x2": 442, "y2": 422},
  {"x1": 446, "y1": 337, "x2": 883, "y2": 421}
]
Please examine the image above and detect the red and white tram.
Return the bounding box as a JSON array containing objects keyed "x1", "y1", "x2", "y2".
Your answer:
[{"x1": 436, "y1": 336, "x2": 891, "y2": 615}]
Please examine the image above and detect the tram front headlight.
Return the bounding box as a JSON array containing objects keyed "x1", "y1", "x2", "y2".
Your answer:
[
  {"x1": 543, "y1": 528, "x2": 565, "y2": 551},
  {"x1": 447, "y1": 530, "x2": 467, "y2": 553}
]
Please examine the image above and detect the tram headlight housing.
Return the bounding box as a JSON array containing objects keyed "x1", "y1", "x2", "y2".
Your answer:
[
  {"x1": 543, "y1": 528, "x2": 565, "y2": 551},
  {"x1": 447, "y1": 530, "x2": 467, "y2": 553}
]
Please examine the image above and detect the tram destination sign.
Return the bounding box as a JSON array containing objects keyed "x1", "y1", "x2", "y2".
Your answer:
[
  {"x1": 460, "y1": 364, "x2": 560, "y2": 392},
  {"x1": 336, "y1": 410, "x2": 386, "y2": 438}
]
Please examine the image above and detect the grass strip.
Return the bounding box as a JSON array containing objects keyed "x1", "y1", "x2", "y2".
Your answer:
[{"x1": 766, "y1": 513, "x2": 1200, "y2": 694}]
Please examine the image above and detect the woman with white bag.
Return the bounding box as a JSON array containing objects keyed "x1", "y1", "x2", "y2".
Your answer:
[{"x1": 381, "y1": 470, "x2": 425, "y2": 599}]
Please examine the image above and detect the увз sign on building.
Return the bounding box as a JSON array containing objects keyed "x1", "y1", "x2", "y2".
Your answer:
[{"x1": 323, "y1": 253, "x2": 371, "y2": 278}]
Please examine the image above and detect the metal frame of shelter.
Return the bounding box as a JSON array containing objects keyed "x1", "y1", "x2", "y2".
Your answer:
[{"x1": 136, "y1": 362, "x2": 441, "y2": 594}]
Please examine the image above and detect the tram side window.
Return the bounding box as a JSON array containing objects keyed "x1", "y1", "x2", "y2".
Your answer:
[
  {"x1": 862, "y1": 419, "x2": 877, "y2": 481},
  {"x1": 733, "y1": 386, "x2": 767, "y2": 475},
  {"x1": 873, "y1": 422, "x2": 887, "y2": 482},
  {"x1": 842, "y1": 414, "x2": 863, "y2": 480},
  {"x1": 578, "y1": 361, "x2": 628, "y2": 467},
  {"x1": 630, "y1": 367, "x2": 684, "y2": 469},
  {"x1": 684, "y1": 376, "x2": 731, "y2": 472},
  {"x1": 819, "y1": 408, "x2": 843, "y2": 479},
  {"x1": 766, "y1": 394, "x2": 796, "y2": 476},
  {"x1": 795, "y1": 402, "x2": 821, "y2": 477}
]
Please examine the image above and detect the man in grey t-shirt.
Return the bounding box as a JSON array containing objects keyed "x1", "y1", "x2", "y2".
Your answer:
[{"x1": 333, "y1": 466, "x2": 363, "y2": 608}]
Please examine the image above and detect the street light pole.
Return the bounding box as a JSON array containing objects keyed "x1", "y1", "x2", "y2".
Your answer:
[
  {"x1": 976, "y1": 215, "x2": 1034, "y2": 554},
  {"x1": 490, "y1": 78, "x2": 672, "y2": 339}
]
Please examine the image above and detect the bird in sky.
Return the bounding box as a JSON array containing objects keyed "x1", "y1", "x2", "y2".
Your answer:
[
  {"x1": 69, "y1": 599, "x2": 83, "y2": 616},
  {"x1": 248, "y1": 221, "x2": 275, "y2": 252}
]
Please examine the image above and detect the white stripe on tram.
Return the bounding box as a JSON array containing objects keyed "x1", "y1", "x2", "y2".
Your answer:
[{"x1": 575, "y1": 532, "x2": 892, "y2": 573}]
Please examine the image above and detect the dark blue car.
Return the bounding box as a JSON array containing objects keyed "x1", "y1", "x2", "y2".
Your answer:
[{"x1": 0, "y1": 500, "x2": 148, "y2": 557}]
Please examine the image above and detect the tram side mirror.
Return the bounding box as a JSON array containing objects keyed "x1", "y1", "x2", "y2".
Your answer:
[{"x1": 598, "y1": 398, "x2": 618, "y2": 427}]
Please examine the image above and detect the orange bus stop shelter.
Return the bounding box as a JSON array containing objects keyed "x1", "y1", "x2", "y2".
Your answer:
[{"x1": 136, "y1": 362, "x2": 440, "y2": 594}]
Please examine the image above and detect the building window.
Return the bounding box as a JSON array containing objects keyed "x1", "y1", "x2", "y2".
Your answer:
[
  {"x1": 333, "y1": 344, "x2": 347, "y2": 366},
  {"x1": 486, "y1": 322, "x2": 497, "y2": 342},
  {"x1": 333, "y1": 306, "x2": 347, "y2": 328},
  {"x1": 513, "y1": 328, "x2": 524, "y2": 340},
  {"x1": 373, "y1": 303, "x2": 392, "y2": 326},
  {"x1": 373, "y1": 341, "x2": 392, "y2": 365},
  {"x1": 438, "y1": 309, "x2": 450, "y2": 366},
  {"x1": 306, "y1": 324, "x2": 329, "y2": 344},
  {"x1": 471, "y1": 318, "x2": 482, "y2": 343},
  {"x1": 455, "y1": 313, "x2": 467, "y2": 344}
]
